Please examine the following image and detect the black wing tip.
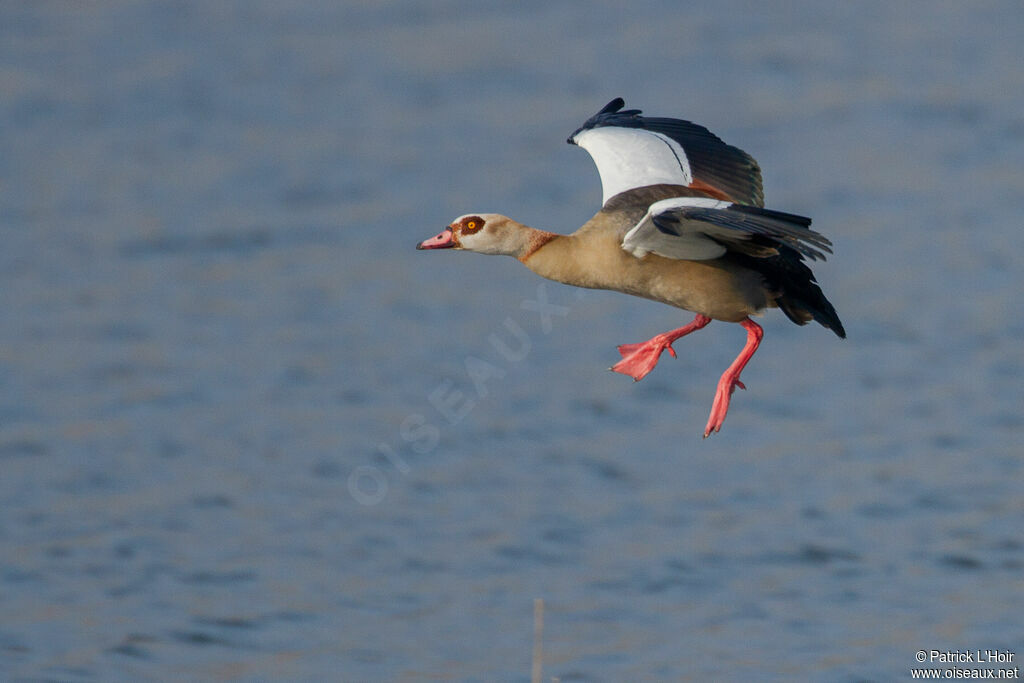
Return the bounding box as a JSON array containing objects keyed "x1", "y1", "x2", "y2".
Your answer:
[
  {"x1": 601, "y1": 97, "x2": 626, "y2": 114},
  {"x1": 779, "y1": 300, "x2": 847, "y2": 339},
  {"x1": 726, "y1": 204, "x2": 813, "y2": 228},
  {"x1": 599, "y1": 97, "x2": 641, "y2": 117},
  {"x1": 567, "y1": 97, "x2": 640, "y2": 144},
  {"x1": 815, "y1": 309, "x2": 847, "y2": 338},
  {"x1": 767, "y1": 246, "x2": 846, "y2": 338}
]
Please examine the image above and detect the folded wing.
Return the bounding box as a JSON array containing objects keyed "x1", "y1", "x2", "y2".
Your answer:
[{"x1": 622, "y1": 197, "x2": 833, "y2": 262}]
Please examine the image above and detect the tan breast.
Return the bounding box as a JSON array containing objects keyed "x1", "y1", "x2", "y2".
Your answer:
[{"x1": 522, "y1": 213, "x2": 772, "y2": 322}]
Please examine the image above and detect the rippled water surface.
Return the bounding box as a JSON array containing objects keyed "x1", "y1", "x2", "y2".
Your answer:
[{"x1": 2, "y1": 2, "x2": 1022, "y2": 680}]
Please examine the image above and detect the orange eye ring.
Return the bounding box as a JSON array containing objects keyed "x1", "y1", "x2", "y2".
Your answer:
[{"x1": 466, "y1": 221, "x2": 477, "y2": 230}]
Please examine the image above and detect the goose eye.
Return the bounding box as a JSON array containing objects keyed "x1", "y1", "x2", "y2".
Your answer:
[{"x1": 466, "y1": 220, "x2": 477, "y2": 230}]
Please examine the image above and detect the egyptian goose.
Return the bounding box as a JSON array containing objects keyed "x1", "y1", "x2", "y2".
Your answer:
[{"x1": 418, "y1": 98, "x2": 845, "y2": 437}]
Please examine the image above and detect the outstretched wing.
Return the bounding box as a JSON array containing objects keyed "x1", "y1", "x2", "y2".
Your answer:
[
  {"x1": 622, "y1": 197, "x2": 832, "y2": 262},
  {"x1": 568, "y1": 98, "x2": 764, "y2": 208}
]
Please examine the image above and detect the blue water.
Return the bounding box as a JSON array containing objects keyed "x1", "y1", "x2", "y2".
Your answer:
[{"x1": 1, "y1": 2, "x2": 1022, "y2": 680}]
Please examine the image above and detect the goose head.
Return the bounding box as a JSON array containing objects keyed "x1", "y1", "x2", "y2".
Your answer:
[{"x1": 417, "y1": 214, "x2": 533, "y2": 257}]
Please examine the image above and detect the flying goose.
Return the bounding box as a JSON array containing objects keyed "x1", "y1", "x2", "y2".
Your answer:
[{"x1": 418, "y1": 98, "x2": 845, "y2": 437}]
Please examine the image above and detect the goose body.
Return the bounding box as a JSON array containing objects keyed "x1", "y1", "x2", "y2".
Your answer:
[{"x1": 418, "y1": 98, "x2": 845, "y2": 436}]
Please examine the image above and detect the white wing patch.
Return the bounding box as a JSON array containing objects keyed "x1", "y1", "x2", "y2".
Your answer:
[
  {"x1": 622, "y1": 197, "x2": 732, "y2": 261},
  {"x1": 573, "y1": 127, "x2": 693, "y2": 206}
]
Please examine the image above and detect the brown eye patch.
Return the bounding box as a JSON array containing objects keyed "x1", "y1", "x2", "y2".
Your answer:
[{"x1": 461, "y1": 216, "x2": 485, "y2": 234}]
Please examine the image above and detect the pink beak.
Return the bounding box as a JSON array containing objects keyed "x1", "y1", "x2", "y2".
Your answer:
[{"x1": 416, "y1": 228, "x2": 455, "y2": 250}]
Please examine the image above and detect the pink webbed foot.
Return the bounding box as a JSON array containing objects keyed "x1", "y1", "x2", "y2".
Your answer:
[
  {"x1": 702, "y1": 318, "x2": 763, "y2": 438},
  {"x1": 609, "y1": 315, "x2": 711, "y2": 382},
  {"x1": 703, "y1": 373, "x2": 747, "y2": 437},
  {"x1": 611, "y1": 336, "x2": 678, "y2": 382}
]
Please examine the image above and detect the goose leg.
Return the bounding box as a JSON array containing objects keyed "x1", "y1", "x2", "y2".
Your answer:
[
  {"x1": 704, "y1": 318, "x2": 763, "y2": 437},
  {"x1": 611, "y1": 314, "x2": 712, "y2": 381}
]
